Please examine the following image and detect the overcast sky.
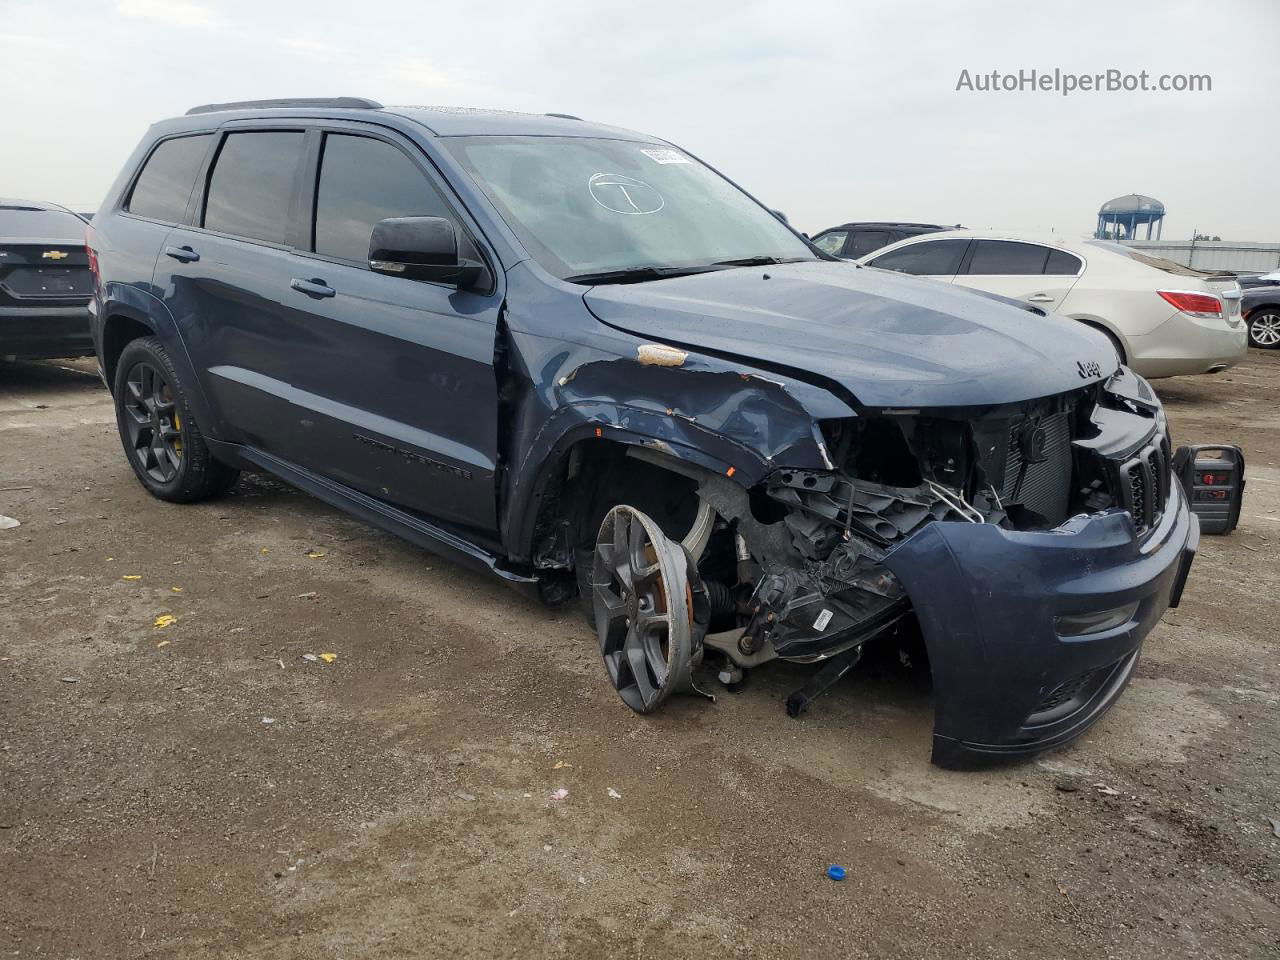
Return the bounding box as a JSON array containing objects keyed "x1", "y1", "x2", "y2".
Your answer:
[{"x1": 2, "y1": 0, "x2": 1277, "y2": 240}]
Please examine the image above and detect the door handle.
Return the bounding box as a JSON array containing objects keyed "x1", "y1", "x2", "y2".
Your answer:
[
  {"x1": 290, "y1": 277, "x2": 336, "y2": 298},
  {"x1": 164, "y1": 245, "x2": 200, "y2": 263},
  {"x1": 1027, "y1": 294, "x2": 1055, "y2": 303}
]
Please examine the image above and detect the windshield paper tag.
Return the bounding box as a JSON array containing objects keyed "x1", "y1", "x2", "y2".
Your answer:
[{"x1": 640, "y1": 148, "x2": 689, "y2": 165}]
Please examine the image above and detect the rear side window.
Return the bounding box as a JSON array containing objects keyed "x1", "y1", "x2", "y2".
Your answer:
[
  {"x1": 1045, "y1": 249, "x2": 1083, "y2": 275},
  {"x1": 0, "y1": 207, "x2": 85, "y2": 240},
  {"x1": 203, "y1": 132, "x2": 305, "y2": 244},
  {"x1": 313, "y1": 134, "x2": 453, "y2": 263},
  {"x1": 812, "y1": 231, "x2": 847, "y2": 256},
  {"x1": 127, "y1": 135, "x2": 213, "y2": 223},
  {"x1": 847, "y1": 230, "x2": 890, "y2": 258},
  {"x1": 869, "y1": 238, "x2": 968, "y2": 276},
  {"x1": 966, "y1": 240, "x2": 1050, "y2": 276}
]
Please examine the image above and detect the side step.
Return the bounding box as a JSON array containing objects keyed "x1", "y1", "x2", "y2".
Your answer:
[{"x1": 241, "y1": 447, "x2": 538, "y2": 590}]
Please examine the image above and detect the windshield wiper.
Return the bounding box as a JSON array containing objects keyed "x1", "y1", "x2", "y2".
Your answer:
[
  {"x1": 564, "y1": 264, "x2": 723, "y2": 285},
  {"x1": 710, "y1": 256, "x2": 812, "y2": 268}
]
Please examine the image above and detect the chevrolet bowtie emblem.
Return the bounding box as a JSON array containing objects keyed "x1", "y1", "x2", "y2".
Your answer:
[{"x1": 42, "y1": 250, "x2": 69, "y2": 260}]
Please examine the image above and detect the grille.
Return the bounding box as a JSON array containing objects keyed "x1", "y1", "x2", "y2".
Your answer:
[
  {"x1": 1119, "y1": 441, "x2": 1169, "y2": 535},
  {"x1": 1000, "y1": 412, "x2": 1072, "y2": 525},
  {"x1": 1033, "y1": 668, "x2": 1099, "y2": 715},
  {"x1": 0, "y1": 265, "x2": 91, "y2": 299}
]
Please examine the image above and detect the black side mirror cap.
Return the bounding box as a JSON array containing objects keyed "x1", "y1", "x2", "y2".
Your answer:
[{"x1": 369, "y1": 216, "x2": 489, "y2": 290}]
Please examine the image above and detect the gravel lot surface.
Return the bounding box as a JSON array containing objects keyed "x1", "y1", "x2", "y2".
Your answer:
[{"x1": 1, "y1": 353, "x2": 1277, "y2": 958}]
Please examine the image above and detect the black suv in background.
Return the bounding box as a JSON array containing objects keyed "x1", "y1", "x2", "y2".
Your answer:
[
  {"x1": 87, "y1": 98, "x2": 1196, "y2": 768},
  {"x1": 811, "y1": 221, "x2": 952, "y2": 259},
  {"x1": 0, "y1": 199, "x2": 93, "y2": 359}
]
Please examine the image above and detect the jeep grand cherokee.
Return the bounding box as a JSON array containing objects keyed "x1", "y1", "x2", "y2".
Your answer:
[{"x1": 87, "y1": 99, "x2": 1198, "y2": 767}]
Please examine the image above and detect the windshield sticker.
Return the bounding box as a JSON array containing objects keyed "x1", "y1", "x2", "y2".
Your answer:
[
  {"x1": 588, "y1": 173, "x2": 665, "y2": 215},
  {"x1": 640, "y1": 148, "x2": 690, "y2": 165}
]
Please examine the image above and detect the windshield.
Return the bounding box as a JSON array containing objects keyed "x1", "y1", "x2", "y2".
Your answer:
[{"x1": 443, "y1": 136, "x2": 816, "y2": 281}]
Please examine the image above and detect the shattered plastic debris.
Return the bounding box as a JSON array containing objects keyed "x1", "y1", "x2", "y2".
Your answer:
[
  {"x1": 318, "y1": 653, "x2": 337, "y2": 663},
  {"x1": 551, "y1": 788, "x2": 569, "y2": 801},
  {"x1": 170, "y1": 586, "x2": 183, "y2": 593},
  {"x1": 1093, "y1": 783, "x2": 1120, "y2": 796},
  {"x1": 261, "y1": 717, "x2": 276, "y2": 724},
  {"x1": 59, "y1": 676, "x2": 79, "y2": 684},
  {"x1": 302, "y1": 654, "x2": 319, "y2": 663},
  {"x1": 153, "y1": 614, "x2": 177, "y2": 629},
  {"x1": 156, "y1": 640, "x2": 171, "y2": 648},
  {"x1": 295, "y1": 591, "x2": 318, "y2": 600},
  {"x1": 607, "y1": 788, "x2": 621, "y2": 800},
  {"x1": 305, "y1": 548, "x2": 326, "y2": 559},
  {"x1": 0, "y1": 516, "x2": 20, "y2": 531}
]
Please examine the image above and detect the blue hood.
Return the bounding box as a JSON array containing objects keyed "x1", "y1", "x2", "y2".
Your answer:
[{"x1": 582, "y1": 261, "x2": 1117, "y2": 409}]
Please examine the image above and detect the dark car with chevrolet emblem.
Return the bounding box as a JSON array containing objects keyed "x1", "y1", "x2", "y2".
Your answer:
[
  {"x1": 0, "y1": 199, "x2": 94, "y2": 359},
  {"x1": 88, "y1": 99, "x2": 1201, "y2": 767}
]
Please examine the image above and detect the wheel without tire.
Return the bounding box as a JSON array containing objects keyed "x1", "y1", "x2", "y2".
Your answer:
[
  {"x1": 113, "y1": 337, "x2": 238, "y2": 502},
  {"x1": 591, "y1": 505, "x2": 709, "y2": 713},
  {"x1": 1247, "y1": 310, "x2": 1280, "y2": 349}
]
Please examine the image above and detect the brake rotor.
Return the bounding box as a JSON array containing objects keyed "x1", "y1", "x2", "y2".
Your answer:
[{"x1": 591, "y1": 505, "x2": 710, "y2": 713}]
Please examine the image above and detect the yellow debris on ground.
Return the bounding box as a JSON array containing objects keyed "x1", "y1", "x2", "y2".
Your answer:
[{"x1": 153, "y1": 614, "x2": 177, "y2": 629}]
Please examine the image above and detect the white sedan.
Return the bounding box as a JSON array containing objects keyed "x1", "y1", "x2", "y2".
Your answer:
[{"x1": 856, "y1": 230, "x2": 1246, "y2": 378}]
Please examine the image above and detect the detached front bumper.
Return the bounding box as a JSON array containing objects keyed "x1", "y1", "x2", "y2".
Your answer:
[{"x1": 884, "y1": 481, "x2": 1197, "y2": 769}]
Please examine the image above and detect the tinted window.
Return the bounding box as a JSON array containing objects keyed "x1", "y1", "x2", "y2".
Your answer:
[
  {"x1": 847, "y1": 230, "x2": 890, "y2": 258},
  {"x1": 1045, "y1": 249, "x2": 1083, "y2": 275},
  {"x1": 869, "y1": 239, "x2": 968, "y2": 276},
  {"x1": 0, "y1": 207, "x2": 85, "y2": 240},
  {"x1": 967, "y1": 240, "x2": 1050, "y2": 275},
  {"x1": 813, "y1": 231, "x2": 847, "y2": 255},
  {"x1": 127, "y1": 135, "x2": 212, "y2": 223},
  {"x1": 203, "y1": 132, "x2": 305, "y2": 244},
  {"x1": 314, "y1": 135, "x2": 453, "y2": 263}
]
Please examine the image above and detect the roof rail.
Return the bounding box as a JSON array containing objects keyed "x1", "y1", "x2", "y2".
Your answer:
[
  {"x1": 185, "y1": 97, "x2": 383, "y2": 116},
  {"x1": 544, "y1": 112, "x2": 582, "y2": 120}
]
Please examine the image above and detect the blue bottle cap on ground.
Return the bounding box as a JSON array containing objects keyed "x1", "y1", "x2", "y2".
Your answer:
[{"x1": 826, "y1": 864, "x2": 846, "y2": 881}]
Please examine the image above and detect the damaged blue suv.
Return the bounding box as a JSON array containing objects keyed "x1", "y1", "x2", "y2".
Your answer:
[{"x1": 87, "y1": 99, "x2": 1198, "y2": 767}]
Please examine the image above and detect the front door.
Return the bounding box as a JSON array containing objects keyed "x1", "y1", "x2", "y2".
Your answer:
[{"x1": 276, "y1": 129, "x2": 502, "y2": 535}]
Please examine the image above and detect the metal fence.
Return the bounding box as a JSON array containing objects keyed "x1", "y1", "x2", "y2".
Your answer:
[{"x1": 1120, "y1": 240, "x2": 1280, "y2": 273}]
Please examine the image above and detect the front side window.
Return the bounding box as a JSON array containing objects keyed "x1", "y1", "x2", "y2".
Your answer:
[
  {"x1": 966, "y1": 240, "x2": 1051, "y2": 276},
  {"x1": 127, "y1": 134, "x2": 213, "y2": 223},
  {"x1": 847, "y1": 230, "x2": 890, "y2": 258},
  {"x1": 203, "y1": 132, "x2": 305, "y2": 244},
  {"x1": 869, "y1": 239, "x2": 969, "y2": 276},
  {"x1": 313, "y1": 134, "x2": 454, "y2": 262},
  {"x1": 813, "y1": 231, "x2": 848, "y2": 255},
  {"x1": 443, "y1": 136, "x2": 816, "y2": 280}
]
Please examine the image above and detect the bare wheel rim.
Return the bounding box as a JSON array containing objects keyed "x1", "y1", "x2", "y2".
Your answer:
[
  {"x1": 122, "y1": 360, "x2": 183, "y2": 483},
  {"x1": 1250, "y1": 311, "x2": 1280, "y2": 347}
]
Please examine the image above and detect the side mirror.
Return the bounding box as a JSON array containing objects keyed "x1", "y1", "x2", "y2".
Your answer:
[{"x1": 368, "y1": 216, "x2": 487, "y2": 290}]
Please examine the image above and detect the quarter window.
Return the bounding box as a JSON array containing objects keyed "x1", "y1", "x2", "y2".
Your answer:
[
  {"x1": 966, "y1": 240, "x2": 1051, "y2": 276},
  {"x1": 203, "y1": 132, "x2": 305, "y2": 244},
  {"x1": 127, "y1": 135, "x2": 213, "y2": 223},
  {"x1": 1045, "y1": 249, "x2": 1083, "y2": 275},
  {"x1": 313, "y1": 134, "x2": 453, "y2": 263},
  {"x1": 868, "y1": 239, "x2": 969, "y2": 276}
]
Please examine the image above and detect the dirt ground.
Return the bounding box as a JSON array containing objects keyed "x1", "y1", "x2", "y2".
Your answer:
[{"x1": 1, "y1": 352, "x2": 1277, "y2": 959}]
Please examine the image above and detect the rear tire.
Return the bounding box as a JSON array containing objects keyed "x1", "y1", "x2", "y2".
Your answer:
[
  {"x1": 113, "y1": 337, "x2": 238, "y2": 502},
  {"x1": 1247, "y1": 309, "x2": 1280, "y2": 349}
]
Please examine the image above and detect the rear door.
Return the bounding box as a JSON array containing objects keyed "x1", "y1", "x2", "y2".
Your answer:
[
  {"x1": 275, "y1": 126, "x2": 502, "y2": 534},
  {"x1": 844, "y1": 229, "x2": 892, "y2": 259},
  {"x1": 153, "y1": 127, "x2": 310, "y2": 452},
  {"x1": 952, "y1": 240, "x2": 1082, "y2": 311}
]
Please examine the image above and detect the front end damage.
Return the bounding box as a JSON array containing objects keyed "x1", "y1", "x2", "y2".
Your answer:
[{"x1": 584, "y1": 364, "x2": 1198, "y2": 768}]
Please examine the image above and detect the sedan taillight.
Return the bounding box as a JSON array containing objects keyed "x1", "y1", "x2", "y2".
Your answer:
[{"x1": 1158, "y1": 290, "x2": 1222, "y2": 319}]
